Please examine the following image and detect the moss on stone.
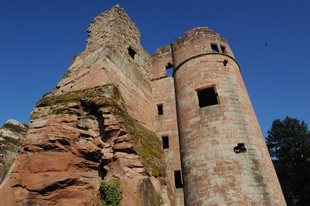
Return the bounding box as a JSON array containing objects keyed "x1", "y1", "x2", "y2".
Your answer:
[
  {"x1": 102, "y1": 87, "x2": 165, "y2": 177},
  {"x1": 1, "y1": 122, "x2": 28, "y2": 137},
  {"x1": 99, "y1": 86, "x2": 166, "y2": 177},
  {"x1": 112, "y1": 105, "x2": 165, "y2": 177},
  {"x1": 34, "y1": 84, "x2": 125, "y2": 118},
  {"x1": 123, "y1": 115, "x2": 165, "y2": 177},
  {"x1": 139, "y1": 178, "x2": 162, "y2": 206},
  {"x1": 35, "y1": 84, "x2": 165, "y2": 177},
  {"x1": 0, "y1": 162, "x2": 13, "y2": 171},
  {"x1": 36, "y1": 84, "x2": 118, "y2": 107},
  {"x1": 2, "y1": 137, "x2": 22, "y2": 147}
]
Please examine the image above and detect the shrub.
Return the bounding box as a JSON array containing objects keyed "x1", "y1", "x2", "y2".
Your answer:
[{"x1": 98, "y1": 179, "x2": 122, "y2": 206}]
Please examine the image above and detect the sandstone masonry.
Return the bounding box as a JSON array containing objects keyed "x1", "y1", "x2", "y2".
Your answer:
[{"x1": 0, "y1": 5, "x2": 286, "y2": 206}]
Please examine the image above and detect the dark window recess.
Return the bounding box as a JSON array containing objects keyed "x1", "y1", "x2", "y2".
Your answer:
[
  {"x1": 197, "y1": 87, "x2": 219, "y2": 108},
  {"x1": 157, "y1": 104, "x2": 163, "y2": 115},
  {"x1": 162, "y1": 136, "x2": 169, "y2": 149},
  {"x1": 174, "y1": 170, "x2": 183, "y2": 188},
  {"x1": 220, "y1": 45, "x2": 226, "y2": 54},
  {"x1": 234, "y1": 143, "x2": 247, "y2": 153},
  {"x1": 223, "y1": 59, "x2": 228, "y2": 66},
  {"x1": 166, "y1": 63, "x2": 173, "y2": 76},
  {"x1": 128, "y1": 46, "x2": 136, "y2": 59},
  {"x1": 211, "y1": 44, "x2": 219, "y2": 53}
]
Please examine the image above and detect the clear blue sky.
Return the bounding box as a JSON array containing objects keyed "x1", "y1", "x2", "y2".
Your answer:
[{"x1": 1, "y1": 0, "x2": 309, "y2": 137}]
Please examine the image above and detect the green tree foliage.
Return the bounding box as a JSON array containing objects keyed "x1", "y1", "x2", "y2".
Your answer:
[{"x1": 266, "y1": 116, "x2": 310, "y2": 206}]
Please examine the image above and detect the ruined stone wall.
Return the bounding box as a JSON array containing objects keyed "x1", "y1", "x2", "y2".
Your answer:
[
  {"x1": 172, "y1": 28, "x2": 234, "y2": 69},
  {"x1": 0, "y1": 6, "x2": 174, "y2": 206},
  {"x1": 0, "y1": 85, "x2": 172, "y2": 206},
  {"x1": 0, "y1": 5, "x2": 286, "y2": 206},
  {"x1": 51, "y1": 5, "x2": 155, "y2": 130},
  {"x1": 150, "y1": 45, "x2": 172, "y2": 79},
  {"x1": 172, "y1": 28, "x2": 286, "y2": 205},
  {"x1": 151, "y1": 46, "x2": 184, "y2": 206}
]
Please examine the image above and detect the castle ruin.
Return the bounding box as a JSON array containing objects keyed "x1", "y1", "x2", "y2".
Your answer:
[{"x1": 0, "y1": 5, "x2": 286, "y2": 206}]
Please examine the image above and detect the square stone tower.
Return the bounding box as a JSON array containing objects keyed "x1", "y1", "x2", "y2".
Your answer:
[{"x1": 0, "y1": 5, "x2": 286, "y2": 206}]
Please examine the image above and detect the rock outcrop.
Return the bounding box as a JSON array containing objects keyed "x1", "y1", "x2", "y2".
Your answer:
[
  {"x1": 0, "y1": 6, "x2": 178, "y2": 205},
  {"x1": 0, "y1": 4, "x2": 286, "y2": 205},
  {"x1": 0, "y1": 119, "x2": 28, "y2": 184},
  {"x1": 0, "y1": 85, "x2": 172, "y2": 206}
]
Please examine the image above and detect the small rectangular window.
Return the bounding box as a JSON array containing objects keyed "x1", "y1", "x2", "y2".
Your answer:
[
  {"x1": 157, "y1": 104, "x2": 163, "y2": 115},
  {"x1": 128, "y1": 46, "x2": 136, "y2": 59},
  {"x1": 197, "y1": 87, "x2": 219, "y2": 108},
  {"x1": 211, "y1": 44, "x2": 219, "y2": 53},
  {"x1": 220, "y1": 45, "x2": 226, "y2": 54},
  {"x1": 174, "y1": 170, "x2": 183, "y2": 188},
  {"x1": 165, "y1": 63, "x2": 173, "y2": 76},
  {"x1": 162, "y1": 136, "x2": 169, "y2": 149}
]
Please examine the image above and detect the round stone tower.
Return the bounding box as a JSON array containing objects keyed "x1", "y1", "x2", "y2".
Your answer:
[{"x1": 172, "y1": 28, "x2": 286, "y2": 205}]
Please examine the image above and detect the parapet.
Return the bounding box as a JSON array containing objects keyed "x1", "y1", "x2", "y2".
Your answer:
[{"x1": 172, "y1": 27, "x2": 234, "y2": 70}]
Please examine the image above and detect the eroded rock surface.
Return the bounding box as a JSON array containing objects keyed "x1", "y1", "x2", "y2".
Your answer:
[
  {"x1": 0, "y1": 85, "x2": 171, "y2": 206},
  {"x1": 0, "y1": 119, "x2": 28, "y2": 184},
  {"x1": 0, "y1": 5, "x2": 179, "y2": 206}
]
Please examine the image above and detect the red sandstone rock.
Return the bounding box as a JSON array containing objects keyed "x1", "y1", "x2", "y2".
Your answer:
[
  {"x1": 0, "y1": 4, "x2": 286, "y2": 206},
  {"x1": 0, "y1": 119, "x2": 28, "y2": 185},
  {"x1": 0, "y1": 84, "x2": 168, "y2": 206}
]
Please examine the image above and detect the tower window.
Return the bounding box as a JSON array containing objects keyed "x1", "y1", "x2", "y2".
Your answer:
[
  {"x1": 197, "y1": 87, "x2": 219, "y2": 108},
  {"x1": 211, "y1": 44, "x2": 219, "y2": 53},
  {"x1": 234, "y1": 143, "x2": 247, "y2": 153},
  {"x1": 162, "y1": 136, "x2": 169, "y2": 149},
  {"x1": 174, "y1": 170, "x2": 183, "y2": 188},
  {"x1": 220, "y1": 45, "x2": 226, "y2": 54},
  {"x1": 157, "y1": 104, "x2": 163, "y2": 115},
  {"x1": 128, "y1": 46, "x2": 136, "y2": 59},
  {"x1": 165, "y1": 63, "x2": 173, "y2": 76}
]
